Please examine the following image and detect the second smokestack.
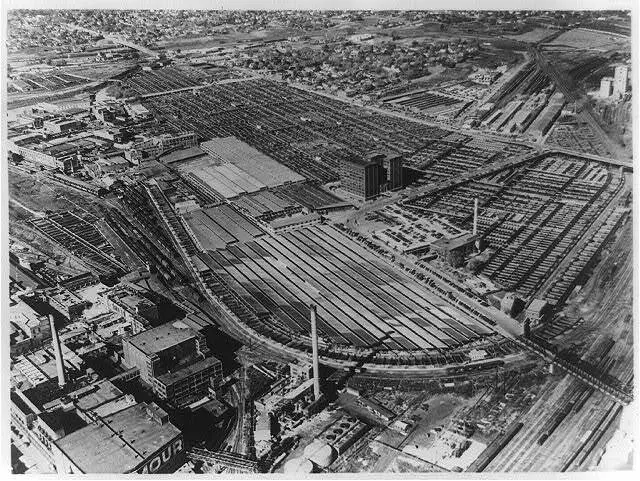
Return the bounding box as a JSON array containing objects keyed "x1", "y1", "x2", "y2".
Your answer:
[
  {"x1": 473, "y1": 198, "x2": 479, "y2": 236},
  {"x1": 49, "y1": 314, "x2": 66, "y2": 388},
  {"x1": 309, "y1": 304, "x2": 320, "y2": 400}
]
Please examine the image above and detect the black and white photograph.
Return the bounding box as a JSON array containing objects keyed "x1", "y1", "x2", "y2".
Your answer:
[{"x1": 1, "y1": 0, "x2": 637, "y2": 477}]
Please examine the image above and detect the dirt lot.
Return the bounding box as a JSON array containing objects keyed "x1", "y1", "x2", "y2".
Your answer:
[
  {"x1": 504, "y1": 28, "x2": 556, "y2": 44},
  {"x1": 9, "y1": 168, "x2": 105, "y2": 218},
  {"x1": 547, "y1": 28, "x2": 630, "y2": 52}
]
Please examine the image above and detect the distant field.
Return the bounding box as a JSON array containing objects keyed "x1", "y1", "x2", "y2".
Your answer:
[
  {"x1": 505, "y1": 28, "x2": 556, "y2": 44},
  {"x1": 546, "y1": 28, "x2": 630, "y2": 51},
  {"x1": 473, "y1": 50, "x2": 523, "y2": 68},
  {"x1": 485, "y1": 38, "x2": 529, "y2": 52},
  {"x1": 157, "y1": 26, "x2": 317, "y2": 50},
  {"x1": 64, "y1": 62, "x2": 138, "y2": 80}
]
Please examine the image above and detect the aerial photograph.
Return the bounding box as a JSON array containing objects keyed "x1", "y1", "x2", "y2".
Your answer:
[{"x1": 4, "y1": 5, "x2": 634, "y2": 476}]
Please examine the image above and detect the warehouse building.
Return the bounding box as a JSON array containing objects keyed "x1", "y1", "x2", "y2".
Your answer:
[
  {"x1": 9, "y1": 295, "x2": 51, "y2": 357},
  {"x1": 384, "y1": 153, "x2": 404, "y2": 191},
  {"x1": 104, "y1": 286, "x2": 160, "y2": 334},
  {"x1": 525, "y1": 299, "x2": 552, "y2": 326},
  {"x1": 431, "y1": 233, "x2": 478, "y2": 268},
  {"x1": 528, "y1": 92, "x2": 565, "y2": 138},
  {"x1": 600, "y1": 77, "x2": 614, "y2": 98},
  {"x1": 122, "y1": 321, "x2": 222, "y2": 407},
  {"x1": 58, "y1": 272, "x2": 100, "y2": 292},
  {"x1": 339, "y1": 151, "x2": 403, "y2": 200},
  {"x1": 10, "y1": 379, "x2": 139, "y2": 471},
  {"x1": 45, "y1": 287, "x2": 88, "y2": 321},
  {"x1": 339, "y1": 156, "x2": 382, "y2": 200},
  {"x1": 43, "y1": 118, "x2": 80, "y2": 135},
  {"x1": 52, "y1": 402, "x2": 183, "y2": 474},
  {"x1": 613, "y1": 65, "x2": 628, "y2": 98},
  {"x1": 7, "y1": 138, "x2": 82, "y2": 173}
]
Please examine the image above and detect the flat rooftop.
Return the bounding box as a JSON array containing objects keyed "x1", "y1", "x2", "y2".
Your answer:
[
  {"x1": 341, "y1": 154, "x2": 379, "y2": 168},
  {"x1": 269, "y1": 213, "x2": 321, "y2": 230},
  {"x1": 20, "y1": 380, "x2": 65, "y2": 410},
  {"x1": 42, "y1": 379, "x2": 123, "y2": 412},
  {"x1": 47, "y1": 287, "x2": 84, "y2": 306},
  {"x1": 54, "y1": 402, "x2": 181, "y2": 474},
  {"x1": 39, "y1": 409, "x2": 86, "y2": 436},
  {"x1": 11, "y1": 390, "x2": 35, "y2": 416},
  {"x1": 432, "y1": 233, "x2": 478, "y2": 251},
  {"x1": 126, "y1": 321, "x2": 198, "y2": 356},
  {"x1": 159, "y1": 146, "x2": 206, "y2": 164},
  {"x1": 200, "y1": 136, "x2": 305, "y2": 187},
  {"x1": 72, "y1": 379, "x2": 124, "y2": 412}
]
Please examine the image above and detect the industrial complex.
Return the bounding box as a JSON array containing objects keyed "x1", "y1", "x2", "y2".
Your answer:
[{"x1": 6, "y1": 8, "x2": 634, "y2": 476}]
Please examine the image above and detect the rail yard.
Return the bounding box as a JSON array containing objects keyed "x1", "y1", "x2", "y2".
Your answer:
[{"x1": 6, "y1": 9, "x2": 633, "y2": 476}]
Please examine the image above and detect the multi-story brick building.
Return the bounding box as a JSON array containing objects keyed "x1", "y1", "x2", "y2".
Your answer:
[{"x1": 122, "y1": 322, "x2": 222, "y2": 407}]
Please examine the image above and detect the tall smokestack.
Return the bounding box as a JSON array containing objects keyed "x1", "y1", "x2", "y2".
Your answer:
[
  {"x1": 309, "y1": 304, "x2": 320, "y2": 400},
  {"x1": 473, "y1": 198, "x2": 479, "y2": 236},
  {"x1": 49, "y1": 314, "x2": 66, "y2": 387}
]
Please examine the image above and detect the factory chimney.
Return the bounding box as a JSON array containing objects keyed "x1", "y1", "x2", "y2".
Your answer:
[
  {"x1": 473, "y1": 198, "x2": 482, "y2": 252},
  {"x1": 473, "y1": 198, "x2": 479, "y2": 236},
  {"x1": 309, "y1": 304, "x2": 321, "y2": 400},
  {"x1": 49, "y1": 314, "x2": 66, "y2": 387}
]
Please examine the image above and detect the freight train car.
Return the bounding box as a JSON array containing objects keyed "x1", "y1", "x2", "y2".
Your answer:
[
  {"x1": 467, "y1": 422, "x2": 524, "y2": 472},
  {"x1": 449, "y1": 358, "x2": 505, "y2": 375},
  {"x1": 537, "y1": 400, "x2": 576, "y2": 445}
]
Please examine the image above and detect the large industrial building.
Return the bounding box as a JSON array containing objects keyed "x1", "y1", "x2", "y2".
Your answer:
[
  {"x1": 431, "y1": 233, "x2": 479, "y2": 268},
  {"x1": 122, "y1": 321, "x2": 222, "y2": 407},
  {"x1": 600, "y1": 77, "x2": 614, "y2": 97},
  {"x1": 105, "y1": 285, "x2": 160, "y2": 334},
  {"x1": 53, "y1": 402, "x2": 184, "y2": 474},
  {"x1": 338, "y1": 151, "x2": 403, "y2": 200},
  {"x1": 9, "y1": 294, "x2": 52, "y2": 356},
  {"x1": 613, "y1": 65, "x2": 628, "y2": 98},
  {"x1": 11, "y1": 373, "x2": 184, "y2": 475}
]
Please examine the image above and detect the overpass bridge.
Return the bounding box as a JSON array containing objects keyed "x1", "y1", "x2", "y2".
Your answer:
[
  {"x1": 518, "y1": 337, "x2": 632, "y2": 405},
  {"x1": 66, "y1": 24, "x2": 158, "y2": 57},
  {"x1": 404, "y1": 147, "x2": 631, "y2": 204},
  {"x1": 547, "y1": 148, "x2": 633, "y2": 169},
  {"x1": 404, "y1": 150, "x2": 547, "y2": 202},
  {"x1": 105, "y1": 35, "x2": 158, "y2": 57}
]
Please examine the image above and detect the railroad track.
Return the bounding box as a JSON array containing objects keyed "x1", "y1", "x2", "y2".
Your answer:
[
  {"x1": 560, "y1": 400, "x2": 622, "y2": 471},
  {"x1": 532, "y1": 47, "x2": 626, "y2": 160},
  {"x1": 485, "y1": 251, "x2": 632, "y2": 472}
]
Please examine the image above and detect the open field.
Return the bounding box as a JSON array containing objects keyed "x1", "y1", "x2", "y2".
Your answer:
[
  {"x1": 545, "y1": 28, "x2": 629, "y2": 52},
  {"x1": 504, "y1": 28, "x2": 558, "y2": 44}
]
